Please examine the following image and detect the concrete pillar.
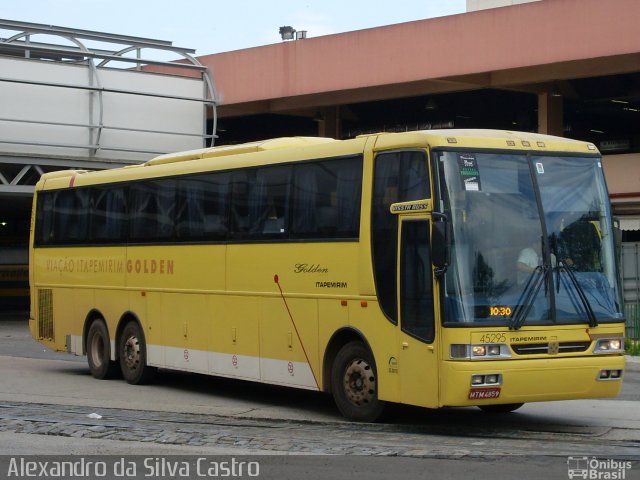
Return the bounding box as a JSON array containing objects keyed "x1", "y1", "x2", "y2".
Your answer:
[
  {"x1": 317, "y1": 106, "x2": 341, "y2": 139},
  {"x1": 538, "y1": 92, "x2": 563, "y2": 137}
]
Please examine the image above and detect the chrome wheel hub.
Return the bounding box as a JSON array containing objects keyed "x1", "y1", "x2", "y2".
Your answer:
[
  {"x1": 123, "y1": 335, "x2": 141, "y2": 370},
  {"x1": 343, "y1": 358, "x2": 376, "y2": 406}
]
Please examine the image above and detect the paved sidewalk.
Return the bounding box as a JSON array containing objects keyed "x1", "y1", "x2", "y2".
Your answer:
[{"x1": 626, "y1": 355, "x2": 640, "y2": 372}]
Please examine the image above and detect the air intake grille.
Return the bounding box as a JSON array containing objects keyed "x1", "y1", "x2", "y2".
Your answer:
[
  {"x1": 38, "y1": 289, "x2": 54, "y2": 340},
  {"x1": 511, "y1": 342, "x2": 591, "y2": 355}
]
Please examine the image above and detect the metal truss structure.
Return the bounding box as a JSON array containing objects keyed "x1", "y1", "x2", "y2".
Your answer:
[{"x1": 0, "y1": 18, "x2": 218, "y2": 196}]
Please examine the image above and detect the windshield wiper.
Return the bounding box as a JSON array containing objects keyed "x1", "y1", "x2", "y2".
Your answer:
[
  {"x1": 556, "y1": 259, "x2": 598, "y2": 328},
  {"x1": 509, "y1": 265, "x2": 548, "y2": 330}
]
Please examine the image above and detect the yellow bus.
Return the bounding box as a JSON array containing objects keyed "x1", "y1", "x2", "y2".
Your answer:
[{"x1": 29, "y1": 130, "x2": 626, "y2": 421}]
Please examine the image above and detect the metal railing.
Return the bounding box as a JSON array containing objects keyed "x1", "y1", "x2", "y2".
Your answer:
[
  {"x1": 621, "y1": 243, "x2": 640, "y2": 340},
  {"x1": 625, "y1": 303, "x2": 640, "y2": 340},
  {"x1": 0, "y1": 18, "x2": 217, "y2": 160}
]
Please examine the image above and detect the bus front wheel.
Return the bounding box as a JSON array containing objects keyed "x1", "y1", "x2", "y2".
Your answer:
[
  {"x1": 118, "y1": 321, "x2": 156, "y2": 385},
  {"x1": 86, "y1": 320, "x2": 119, "y2": 379},
  {"x1": 331, "y1": 341, "x2": 384, "y2": 422}
]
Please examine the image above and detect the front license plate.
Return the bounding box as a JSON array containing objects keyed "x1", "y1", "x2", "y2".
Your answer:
[{"x1": 468, "y1": 387, "x2": 501, "y2": 400}]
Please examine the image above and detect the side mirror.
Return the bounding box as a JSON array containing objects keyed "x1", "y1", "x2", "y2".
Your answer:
[{"x1": 431, "y1": 213, "x2": 450, "y2": 277}]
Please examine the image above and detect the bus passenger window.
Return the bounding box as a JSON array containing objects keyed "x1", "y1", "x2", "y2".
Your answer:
[
  {"x1": 291, "y1": 156, "x2": 362, "y2": 239},
  {"x1": 230, "y1": 171, "x2": 251, "y2": 235},
  {"x1": 52, "y1": 189, "x2": 90, "y2": 244},
  {"x1": 250, "y1": 166, "x2": 290, "y2": 236},
  {"x1": 231, "y1": 166, "x2": 291, "y2": 238},
  {"x1": 91, "y1": 187, "x2": 127, "y2": 243},
  {"x1": 35, "y1": 192, "x2": 54, "y2": 245},
  {"x1": 129, "y1": 180, "x2": 176, "y2": 242},
  {"x1": 176, "y1": 173, "x2": 229, "y2": 240}
]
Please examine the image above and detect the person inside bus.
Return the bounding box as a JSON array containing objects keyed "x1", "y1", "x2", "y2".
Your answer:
[
  {"x1": 516, "y1": 240, "x2": 542, "y2": 285},
  {"x1": 517, "y1": 238, "x2": 560, "y2": 285}
]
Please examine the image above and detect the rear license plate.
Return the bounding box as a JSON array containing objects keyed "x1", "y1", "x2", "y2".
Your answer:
[{"x1": 468, "y1": 387, "x2": 501, "y2": 400}]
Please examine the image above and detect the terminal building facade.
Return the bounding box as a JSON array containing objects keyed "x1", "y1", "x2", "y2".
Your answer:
[
  {"x1": 1, "y1": 0, "x2": 640, "y2": 319},
  {"x1": 193, "y1": 0, "x2": 640, "y2": 320}
]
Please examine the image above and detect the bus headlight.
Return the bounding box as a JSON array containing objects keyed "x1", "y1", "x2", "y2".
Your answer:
[
  {"x1": 487, "y1": 345, "x2": 501, "y2": 356},
  {"x1": 450, "y1": 344, "x2": 512, "y2": 360},
  {"x1": 472, "y1": 345, "x2": 486, "y2": 356},
  {"x1": 593, "y1": 338, "x2": 624, "y2": 354},
  {"x1": 471, "y1": 344, "x2": 507, "y2": 358}
]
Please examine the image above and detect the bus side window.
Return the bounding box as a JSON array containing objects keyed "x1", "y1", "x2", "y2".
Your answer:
[
  {"x1": 52, "y1": 189, "x2": 90, "y2": 244},
  {"x1": 90, "y1": 187, "x2": 127, "y2": 243},
  {"x1": 335, "y1": 158, "x2": 362, "y2": 236},
  {"x1": 400, "y1": 219, "x2": 435, "y2": 342},
  {"x1": 129, "y1": 180, "x2": 176, "y2": 242},
  {"x1": 249, "y1": 166, "x2": 290, "y2": 237},
  {"x1": 230, "y1": 170, "x2": 252, "y2": 236},
  {"x1": 372, "y1": 151, "x2": 430, "y2": 324},
  {"x1": 292, "y1": 164, "x2": 321, "y2": 236},
  {"x1": 35, "y1": 192, "x2": 55, "y2": 245},
  {"x1": 291, "y1": 157, "x2": 362, "y2": 239},
  {"x1": 176, "y1": 173, "x2": 229, "y2": 240}
]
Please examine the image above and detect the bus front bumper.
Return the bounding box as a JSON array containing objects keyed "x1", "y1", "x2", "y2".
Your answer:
[{"x1": 440, "y1": 355, "x2": 625, "y2": 407}]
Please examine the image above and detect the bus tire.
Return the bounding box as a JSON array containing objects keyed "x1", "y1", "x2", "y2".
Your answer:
[
  {"x1": 478, "y1": 403, "x2": 524, "y2": 413},
  {"x1": 118, "y1": 321, "x2": 156, "y2": 385},
  {"x1": 331, "y1": 341, "x2": 384, "y2": 422},
  {"x1": 86, "y1": 320, "x2": 119, "y2": 379}
]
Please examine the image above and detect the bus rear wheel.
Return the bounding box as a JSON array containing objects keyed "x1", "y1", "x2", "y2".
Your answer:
[
  {"x1": 86, "y1": 320, "x2": 119, "y2": 379},
  {"x1": 331, "y1": 341, "x2": 384, "y2": 422},
  {"x1": 478, "y1": 403, "x2": 524, "y2": 413},
  {"x1": 118, "y1": 321, "x2": 156, "y2": 385}
]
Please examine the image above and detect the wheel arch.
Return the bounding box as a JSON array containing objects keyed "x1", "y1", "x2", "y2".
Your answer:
[{"x1": 322, "y1": 327, "x2": 374, "y2": 394}]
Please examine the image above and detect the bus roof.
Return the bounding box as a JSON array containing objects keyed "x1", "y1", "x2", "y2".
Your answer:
[
  {"x1": 145, "y1": 136, "x2": 337, "y2": 166},
  {"x1": 36, "y1": 130, "x2": 599, "y2": 190},
  {"x1": 372, "y1": 129, "x2": 598, "y2": 153}
]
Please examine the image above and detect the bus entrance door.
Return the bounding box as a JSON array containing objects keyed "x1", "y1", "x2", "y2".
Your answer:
[{"x1": 397, "y1": 216, "x2": 440, "y2": 408}]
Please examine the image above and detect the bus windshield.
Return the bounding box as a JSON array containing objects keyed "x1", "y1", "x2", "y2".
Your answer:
[{"x1": 436, "y1": 150, "x2": 623, "y2": 327}]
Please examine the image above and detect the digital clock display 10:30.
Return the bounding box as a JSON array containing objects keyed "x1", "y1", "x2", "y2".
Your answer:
[{"x1": 489, "y1": 306, "x2": 513, "y2": 316}]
